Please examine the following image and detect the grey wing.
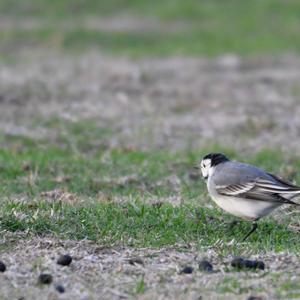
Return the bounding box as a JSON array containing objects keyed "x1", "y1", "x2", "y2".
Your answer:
[
  {"x1": 213, "y1": 161, "x2": 300, "y2": 204},
  {"x1": 212, "y1": 161, "x2": 273, "y2": 186}
]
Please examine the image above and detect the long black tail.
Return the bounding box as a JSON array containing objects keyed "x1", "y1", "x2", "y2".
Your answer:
[
  {"x1": 287, "y1": 199, "x2": 300, "y2": 206},
  {"x1": 280, "y1": 196, "x2": 300, "y2": 206},
  {"x1": 277, "y1": 194, "x2": 300, "y2": 206}
]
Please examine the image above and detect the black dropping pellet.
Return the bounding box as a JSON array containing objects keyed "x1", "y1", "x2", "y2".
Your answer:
[
  {"x1": 180, "y1": 266, "x2": 193, "y2": 274},
  {"x1": 128, "y1": 257, "x2": 144, "y2": 266},
  {"x1": 0, "y1": 261, "x2": 6, "y2": 272},
  {"x1": 57, "y1": 254, "x2": 72, "y2": 266},
  {"x1": 38, "y1": 273, "x2": 53, "y2": 284},
  {"x1": 55, "y1": 284, "x2": 65, "y2": 293},
  {"x1": 198, "y1": 260, "x2": 213, "y2": 272},
  {"x1": 231, "y1": 257, "x2": 265, "y2": 270},
  {"x1": 244, "y1": 260, "x2": 256, "y2": 268},
  {"x1": 250, "y1": 260, "x2": 265, "y2": 270},
  {"x1": 247, "y1": 296, "x2": 263, "y2": 300},
  {"x1": 231, "y1": 257, "x2": 245, "y2": 269}
]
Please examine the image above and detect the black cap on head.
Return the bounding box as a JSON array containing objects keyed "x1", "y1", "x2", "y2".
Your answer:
[{"x1": 203, "y1": 153, "x2": 229, "y2": 166}]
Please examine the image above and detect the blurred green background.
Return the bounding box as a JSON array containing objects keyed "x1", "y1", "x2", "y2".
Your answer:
[{"x1": 1, "y1": 0, "x2": 300, "y2": 57}]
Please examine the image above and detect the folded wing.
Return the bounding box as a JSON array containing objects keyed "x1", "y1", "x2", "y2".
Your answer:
[{"x1": 216, "y1": 174, "x2": 300, "y2": 205}]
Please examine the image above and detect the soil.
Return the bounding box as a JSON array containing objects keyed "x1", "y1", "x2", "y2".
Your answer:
[
  {"x1": 1, "y1": 235, "x2": 299, "y2": 299},
  {"x1": 1, "y1": 51, "x2": 300, "y2": 153}
]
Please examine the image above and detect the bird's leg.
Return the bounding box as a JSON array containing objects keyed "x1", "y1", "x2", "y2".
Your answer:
[{"x1": 242, "y1": 222, "x2": 258, "y2": 242}]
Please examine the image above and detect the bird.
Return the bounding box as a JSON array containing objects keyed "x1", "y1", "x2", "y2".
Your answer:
[{"x1": 198, "y1": 152, "x2": 300, "y2": 241}]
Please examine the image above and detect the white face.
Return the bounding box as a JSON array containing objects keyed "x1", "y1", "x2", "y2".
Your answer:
[{"x1": 200, "y1": 158, "x2": 212, "y2": 180}]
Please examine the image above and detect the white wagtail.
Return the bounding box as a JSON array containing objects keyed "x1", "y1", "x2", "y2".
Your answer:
[{"x1": 198, "y1": 153, "x2": 300, "y2": 241}]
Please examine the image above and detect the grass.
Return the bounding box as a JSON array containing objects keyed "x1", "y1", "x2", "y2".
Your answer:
[
  {"x1": 0, "y1": 135, "x2": 201, "y2": 199},
  {"x1": 0, "y1": 119, "x2": 300, "y2": 254},
  {"x1": 134, "y1": 277, "x2": 146, "y2": 294},
  {"x1": 1, "y1": 0, "x2": 300, "y2": 57},
  {"x1": 1, "y1": 0, "x2": 300, "y2": 22},
  {"x1": 217, "y1": 277, "x2": 246, "y2": 294},
  {"x1": 1, "y1": 199, "x2": 300, "y2": 254},
  {"x1": 277, "y1": 282, "x2": 300, "y2": 299}
]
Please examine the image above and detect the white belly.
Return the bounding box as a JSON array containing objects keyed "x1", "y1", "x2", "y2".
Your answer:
[
  {"x1": 207, "y1": 182, "x2": 282, "y2": 220},
  {"x1": 210, "y1": 193, "x2": 281, "y2": 220}
]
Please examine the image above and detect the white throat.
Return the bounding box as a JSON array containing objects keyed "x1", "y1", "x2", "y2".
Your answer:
[{"x1": 208, "y1": 166, "x2": 216, "y2": 179}]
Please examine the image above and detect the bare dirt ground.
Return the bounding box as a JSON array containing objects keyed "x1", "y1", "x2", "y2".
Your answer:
[
  {"x1": 1, "y1": 234, "x2": 299, "y2": 300},
  {"x1": 1, "y1": 50, "x2": 300, "y2": 299},
  {"x1": 1, "y1": 51, "x2": 300, "y2": 153}
]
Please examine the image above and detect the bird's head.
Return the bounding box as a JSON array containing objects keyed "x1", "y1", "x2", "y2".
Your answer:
[{"x1": 199, "y1": 153, "x2": 229, "y2": 180}]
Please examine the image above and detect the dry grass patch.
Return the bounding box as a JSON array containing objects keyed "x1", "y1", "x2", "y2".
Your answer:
[{"x1": 1, "y1": 236, "x2": 300, "y2": 299}]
